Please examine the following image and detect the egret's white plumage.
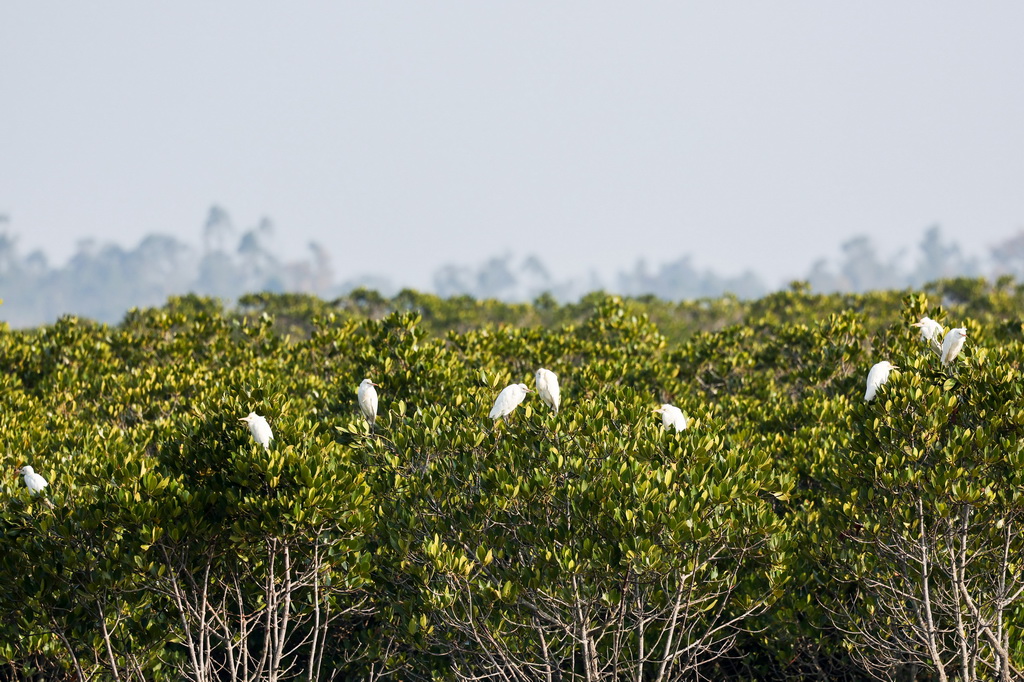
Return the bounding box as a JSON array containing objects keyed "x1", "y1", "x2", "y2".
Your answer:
[
  {"x1": 18, "y1": 466, "x2": 54, "y2": 508},
  {"x1": 535, "y1": 368, "x2": 560, "y2": 414},
  {"x1": 19, "y1": 465, "x2": 48, "y2": 494},
  {"x1": 358, "y1": 378, "x2": 379, "y2": 430},
  {"x1": 239, "y1": 411, "x2": 273, "y2": 449},
  {"x1": 911, "y1": 316, "x2": 944, "y2": 352},
  {"x1": 654, "y1": 404, "x2": 688, "y2": 432},
  {"x1": 489, "y1": 383, "x2": 532, "y2": 421},
  {"x1": 864, "y1": 361, "x2": 898, "y2": 402},
  {"x1": 940, "y1": 327, "x2": 968, "y2": 366}
]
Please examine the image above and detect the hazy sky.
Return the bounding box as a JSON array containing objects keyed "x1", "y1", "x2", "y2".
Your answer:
[{"x1": 2, "y1": 3, "x2": 1023, "y2": 288}]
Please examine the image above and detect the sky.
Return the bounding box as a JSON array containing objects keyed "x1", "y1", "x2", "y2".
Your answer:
[{"x1": 2, "y1": 3, "x2": 1024, "y2": 289}]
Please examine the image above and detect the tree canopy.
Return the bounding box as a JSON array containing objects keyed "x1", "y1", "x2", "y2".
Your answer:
[{"x1": 3, "y1": 281, "x2": 1024, "y2": 680}]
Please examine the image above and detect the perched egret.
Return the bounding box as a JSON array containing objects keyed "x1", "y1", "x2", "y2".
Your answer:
[
  {"x1": 654, "y1": 404, "x2": 688, "y2": 432},
  {"x1": 535, "y1": 368, "x2": 560, "y2": 414},
  {"x1": 864, "y1": 361, "x2": 898, "y2": 402},
  {"x1": 358, "y1": 378, "x2": 380, "y2": 431},
  {"x1": 911, "y1": 316, "x2": 944, "y2": 355},
  {"x1": 489, "y1": 383, "x2": 532, "y2": 421},
  {"x1": 239, "y1": 411, "x2": 273, "y2": 450},
  {"x1": 940, "y1": 327, "x2": 968, "y2": 366},
  {"x1": 18, "y1": 466, "x2": 54, "y2": 508}
]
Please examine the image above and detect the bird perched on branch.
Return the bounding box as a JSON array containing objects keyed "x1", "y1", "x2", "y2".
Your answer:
[
  {"x1": 489, "y1": 383, "x2": 532, "y2": 422},
  {"x1": 358, "y1": 378, "x2": 380, "y2": 431},
  {"x1": 239, "y1": 411, "x2": 273, "y2": 450},
  {"x1": 17, "y1": 465, "x2": 54, "y2": 509},
  {"x1": 535, "y1": 368, "x2": 560, "y2": 414},
  {"x1": 940, "y1": 327, "x2": 968, "y2": 366},
  {"x1": 654, "y1": 404, "x2": 688, "y2": 432},
  {"x1": 865, "y1": 361, "x2": 898, "y2": 402},
  {"x1": 911, "y1": 317, "x2": 944, "y2": 355}
]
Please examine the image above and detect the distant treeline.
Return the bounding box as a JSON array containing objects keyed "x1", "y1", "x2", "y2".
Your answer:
[{"x1": 2, "y1": 206, "x2": 1023, "y2": 327}]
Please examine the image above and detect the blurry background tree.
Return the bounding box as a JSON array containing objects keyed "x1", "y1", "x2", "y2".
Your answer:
[
  {"x1": 990, "y1": 230, "x2": 1024, "y2": 280},
  {"x1": 0, "y1": 208, "x2": 1014, "y2": 327}
]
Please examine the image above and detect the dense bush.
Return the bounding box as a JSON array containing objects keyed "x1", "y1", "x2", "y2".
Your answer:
[{"x1": 2, "y1": 280, "x2": 1024, "y2": 680}]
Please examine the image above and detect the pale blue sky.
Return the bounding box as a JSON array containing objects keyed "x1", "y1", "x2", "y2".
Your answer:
[{"x1": 2, "y1": 3, "x2": 1023, "y2": 288}]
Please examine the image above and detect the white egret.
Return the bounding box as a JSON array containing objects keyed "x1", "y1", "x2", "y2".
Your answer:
[
  {"x1": 535, "y1": 368, "x2": 560, "y2": 414},
  {"x1": 18, "y1": 465, "x2": 54, "y2": 508},
  {"x1": 864, "y1": 361, "x2": 898, "y2": 402},
  {"x1": 239, "y1": 411, "x2": 273, "y2": 450},
  {"x1": 911, "y1": 316, "x2": 944, "y2": 355},
  {"x1": 940, "y1": 327, "x2": 968, "y2": 366},
  {"x1": 358, "y1": 378, "x2": 380, "y2": 431},
  {"x1": 654, "y1": 404, "x2": 688, "y2": 432},
  {"x1": 489, "y1": 383, "x2": 532, "y2": 421}
]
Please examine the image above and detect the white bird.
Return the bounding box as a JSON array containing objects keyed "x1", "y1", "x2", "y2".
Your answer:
[
  {"x1": 911, "y1": 316, "x2": 944, "y2": 352},
  {"x1": 18, "y1": 466, "x2": 54, "y2": 508},
  {"x1": 239, "y1": 411, "x2": 273, "y2": 449},
  {"x1": 358, "y1": 378, "x2": 380, "y2": 431},
  {"x1": 535, "y1": 368, "x2": 560, "y2": 414},
  {"x1": 864, "y1": 361, "x2": 898, "y2": 402},
  {"x1": 654, "y1": 404, "x2": 688, "y2": 432},
  {"x1": 489, "y1": 383, "x2": 532, "y2": 421},
  {"x1": 940, "y1": 327, "x2": 968, "y2": 366}
]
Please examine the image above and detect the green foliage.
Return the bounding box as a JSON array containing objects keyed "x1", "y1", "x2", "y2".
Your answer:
[{"x1": 3, "y1": 281, "x2": 1024, "y2": 679}]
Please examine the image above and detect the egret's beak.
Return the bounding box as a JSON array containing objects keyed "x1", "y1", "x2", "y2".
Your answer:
[
  {"x1": 910, "y1": 321, "x2": 923, "y2": 327},
  {"x1": 373, "y1": 382, "x2": 381, "y2": 387},
  {"x1": 238, "y1": 417, "x2": 249, "y2": 422},
  {"x1": 653, "y1": 407, "x2": 663, "y2": 414}
]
